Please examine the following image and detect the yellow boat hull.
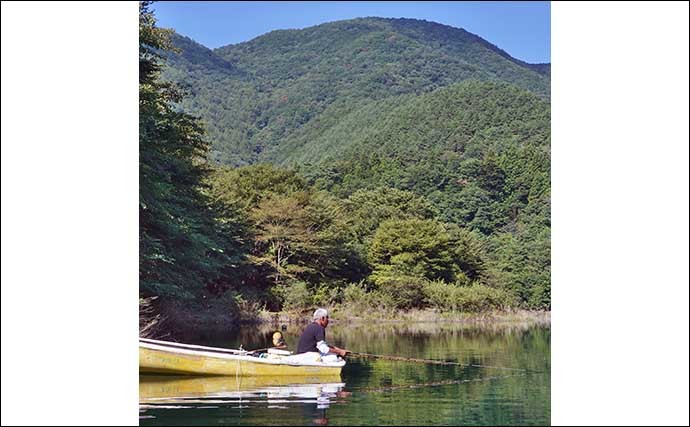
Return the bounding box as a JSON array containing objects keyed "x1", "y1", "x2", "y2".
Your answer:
[{"x1": 139, "y1": 339, "x2": 344, "y2": 376}]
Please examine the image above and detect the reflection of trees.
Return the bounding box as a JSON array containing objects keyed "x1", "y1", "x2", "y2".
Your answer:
[
  {"x1": 237, "y1": 322, "x2": 550, "y2": 369},
  {"x1": 336, "y1": 323, "x2": 549, "y2": 426}
]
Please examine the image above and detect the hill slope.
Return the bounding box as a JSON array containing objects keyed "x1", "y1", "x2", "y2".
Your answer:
[
  {"x1": 160, "y1": 19, "x2": 551, "y2": 309},
  {"x1": 162, "y1": 17, "x2": 550, "y2": 166},
  {"x1": 287, "y1": 80, "x2": 550, "y2": 231}
]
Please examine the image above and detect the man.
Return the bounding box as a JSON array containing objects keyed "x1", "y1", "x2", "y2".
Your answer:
[{"x1": 297, "y1": 308, "x2": 349, "y2": 358}]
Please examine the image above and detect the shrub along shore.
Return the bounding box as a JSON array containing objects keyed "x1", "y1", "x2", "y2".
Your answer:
[
  {"x1": 142, "y1": 292, "x2": 550, "y2": 342},
  {"x1": 264, "y1": 307, "x2": 551, "y2": 326}
]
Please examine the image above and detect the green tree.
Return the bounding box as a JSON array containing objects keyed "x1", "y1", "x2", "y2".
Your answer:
[
  {"x1": 139, "y1": 2, "x2": 241, "y2": 300},
  {"x1": 207, "y1": 164, "x2": 308, "y2": 212},
  {"x1": 369, "y1": 218, "x2": 457, "y2": 283},
  {"x1": 446, "y1": 224, "x2": 488, "y2": 282},
  {"x1": 342, "y1": 187, "x2": 438, "y2": 243},
  {"x1": 248, "y1": 193, "x2": 314, "y2": 286}
]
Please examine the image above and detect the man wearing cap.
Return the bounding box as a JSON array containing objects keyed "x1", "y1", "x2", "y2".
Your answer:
[{"x1": 296, "y1": 308, "x2": 349, "y2": 358}]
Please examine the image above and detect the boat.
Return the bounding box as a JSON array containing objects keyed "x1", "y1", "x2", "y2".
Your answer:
[{"x1": 139, "y1": 337, "x2": 346, "y2": 376}]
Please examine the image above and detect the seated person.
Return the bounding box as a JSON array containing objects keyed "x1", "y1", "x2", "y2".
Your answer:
[
  {"x1": 272, "y1": 331, "x2": 288, "y2": 349},
  {"x1": 296, "y1": 308, "x2": 349, "y2": 362}
]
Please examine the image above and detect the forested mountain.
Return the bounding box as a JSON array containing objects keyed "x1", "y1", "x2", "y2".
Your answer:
[
  {"x1": 141, "y1": 10, "x2": 550, "y2": 337},
  {"x1": 162, "y1": 17, "x2": 549, "y2": 166}
]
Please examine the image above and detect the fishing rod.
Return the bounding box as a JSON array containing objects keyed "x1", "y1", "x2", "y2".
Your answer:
[
  {"x1": 247, "y1": 331, "x2": 531, "y2": 373},
  {"x1": 347, "y1": 351, "x2": 528, "y2": 372}
]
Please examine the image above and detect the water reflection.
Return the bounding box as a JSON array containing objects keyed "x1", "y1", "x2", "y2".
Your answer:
[
  {"x1": 140, "y1": 375, "x2": 348, "y2": 410},
  {"x1": 170, "y1": 318, "x2": 551, "y2": 361},
  {"x1": 140, "y1": 322, "x2": 550, "y2": 426}
]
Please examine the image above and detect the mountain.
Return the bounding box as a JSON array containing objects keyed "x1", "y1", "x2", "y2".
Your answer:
[
  {"x1": 152, "y1": 16, "x2": 551, "y2": 310},
  {"x1": 161, "y1": 17, "x2": 550, "y2": 167}
]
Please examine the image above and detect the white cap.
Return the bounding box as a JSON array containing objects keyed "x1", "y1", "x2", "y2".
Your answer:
[{"x1": 313, "y1": 308, "x2": 328, "y2": 320}]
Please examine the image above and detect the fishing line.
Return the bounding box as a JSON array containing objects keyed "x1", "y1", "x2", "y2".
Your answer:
[
  {"x1": 349, "y1": 352, "x2": 531, "y2": 372},
  {"x1": 355, "y1": 372, "x2": 535, "y2": 394}
]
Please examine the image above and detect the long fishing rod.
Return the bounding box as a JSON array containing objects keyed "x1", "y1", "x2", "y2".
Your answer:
[
  {"x1": 348, "y1": 351, "x2": 529, "y2": 372},
  {"x1": 246, "y1": 330, "x2": 531, "y2": 373}
]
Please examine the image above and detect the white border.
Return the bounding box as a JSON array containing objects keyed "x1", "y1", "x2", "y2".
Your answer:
[
  {"x1": 1, "y1": 2, "x2": 139, "y2": 426},
  {"x1": 552, "y1": 2, "x2": 689, "y2": 425},
  {"x1": 1, "y1": 2, "x2": 688, "y2": 426}
]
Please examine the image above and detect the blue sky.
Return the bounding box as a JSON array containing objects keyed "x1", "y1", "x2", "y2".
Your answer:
[{"x1": 153, "y1": 1, "x2": 550, "y2": 64}]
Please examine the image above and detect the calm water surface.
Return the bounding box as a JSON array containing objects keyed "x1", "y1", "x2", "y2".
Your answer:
[{"x1": 140, "y1": 321, "x2": 550, "y2": 426}]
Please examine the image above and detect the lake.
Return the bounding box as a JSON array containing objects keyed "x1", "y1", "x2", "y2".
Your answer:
[{"x1": 140, "y1": 319, "x2": 550, "y2": 425}]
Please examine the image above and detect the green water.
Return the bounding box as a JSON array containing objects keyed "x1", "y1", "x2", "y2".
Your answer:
[{"x1": 140, "y1": 321, "x2": 550, "y2": 426}]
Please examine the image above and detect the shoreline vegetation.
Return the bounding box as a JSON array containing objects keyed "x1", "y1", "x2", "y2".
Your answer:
[
  {"x1": 141, "y1": 294, "x2": 549, "y2": 341},
  {"x1": 263, "y1": 308, "x2": 550, "y2": 328},
  {"x1": 138, "y1": 3, "x2": 551, "y2": 342}
]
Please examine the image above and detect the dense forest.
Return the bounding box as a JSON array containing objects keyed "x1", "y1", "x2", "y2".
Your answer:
[
  {"x1": 163, "y1": 17, "x2": 550, "y2": 166},
  {"x1": 139, "y1": 2, "x2": 550, "y2": 337}
]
